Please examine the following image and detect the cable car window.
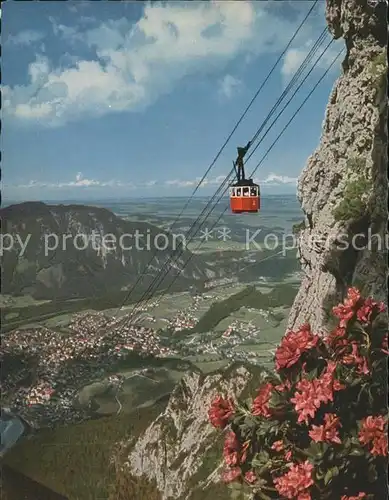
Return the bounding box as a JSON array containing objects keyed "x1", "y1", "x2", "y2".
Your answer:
[
  {"x1": 250, "y1": 187, "x2": 257, "y2": 196},
  {"x1": 243, "y1": 187, "x2": 249, "y2": 196},
  {"x1": 236, "y1": 188, "x2": 242, "y2": 196},
  {"x1": 231, "y1": 188, "x2": 236, "y2": 196}
]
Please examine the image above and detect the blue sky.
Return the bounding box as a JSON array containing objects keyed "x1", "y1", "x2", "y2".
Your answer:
[{"x1": 1, "y1": 0, "x2": 344, "y2": 202}]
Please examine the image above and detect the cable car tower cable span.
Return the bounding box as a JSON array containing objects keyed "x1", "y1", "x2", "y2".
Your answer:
[
  {"x1": 149, "y1": 46, "x2": 344, "y2": 308},
  {"x1": 239, "y1": 29, "x2": 329, "y2": 166},
  {"x1": 123, "y1": 34, "x2": 338, "y2": 327},
  {"x1": 229, "y1": 27, "x2": 329, "y2": 214},
  {"x1": 123, "y1": 31, "x2": 334, "y2": 326},
  {"x1": 104, "y1": 0, "x2": 321, "y2": 320},
  {"x1": 50, "y1": 0, "x2": 323, "y2": 365}
]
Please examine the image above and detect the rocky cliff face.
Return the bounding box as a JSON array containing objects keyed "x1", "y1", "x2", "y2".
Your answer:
[
  {"x1": 1, "y1": 202, "x2": 225, "y2": 299},
  {"x1": 113, "y1": 364, "x2": 267, "y2": 500},
  {"x1": 288, "y1": 0, "x2": 388, "y2": 333}
]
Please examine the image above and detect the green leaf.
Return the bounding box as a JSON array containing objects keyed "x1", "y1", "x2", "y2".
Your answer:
[
  {"x1": 349, "y1": 448, "x2": 365, "y2": 456},
  {"x1": 343, "y1": 438, "x2": 351, "y2": 449},
  {"x1": 368, "y1": 464, "x2": 378, "y2": 482},
  {"x1": 324, "y1": 470, "x2": 332, "y2": 485},
  {"x1": 251, "y1": 459, "x2": 262, "y2": 468},
  {"x1": 257, "y1": 451, "x2": 270, "y2": 462},
  {"x1": 350, "y1": 377, "x2": 363, "y2": 386},
  {"x1": 306, "y1": 367, "x2": 319, "y2": 380},
  {"x1": 323, "y1": 466, "x2": 339, "y2": 485},
  {"x1": 332, "y1": 466, "x2": 339, "y2": 478},
  {"x1": 251, "y1": 458, "x2": 266, "y2": 469},
  {"x1": 231, "y1": 487, "x2": 244, "y2": 500},
  {"x1": 234, "y1": 415, "x2": 246, "y2": 425},
  {"x1": 307, "y1": 442, "x2": 324, "y2": 458},
  {"x1": 245, "y1": 397, "x2": 253, "y2": 407},
  {"x1": 229, "y1": 482, "x2": 243, "y2": 491},
  {"x1": 244, "y1": 416, "x2": 256, "y2": 427},
  {"x1": 270, "y1": 391, "x2": 285, "y2": 406},
  {"x1": 256, "y1": 492, "x2": 272, "y2": 500},
  {"x1": 309, "y1": 441, "x2": 329, "y2": 460}
]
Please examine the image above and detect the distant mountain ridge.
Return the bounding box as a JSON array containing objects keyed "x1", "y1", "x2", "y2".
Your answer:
[{"x1": 0, "y1": 201, "x2": 225, "y2": 300}]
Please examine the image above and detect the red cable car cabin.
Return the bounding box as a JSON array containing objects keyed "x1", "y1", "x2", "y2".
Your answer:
[
  {"x1": 229, "y1": 141, "x2": 260, "y2": 214},
  {"x1": 229, "y1": 180, "x2": 260, "y2": 213}
]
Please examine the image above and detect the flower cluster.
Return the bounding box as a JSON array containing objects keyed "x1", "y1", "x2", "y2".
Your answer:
[
  {"x1": 208, "y1": 288, "x2": 388, "y2": 499},
  {"x1": 208, "y1": 395, "x2": 235, "y2": 428},
  {"x1": 359, "y1": 416, "x2": 388, "y2": 456},
  {"x1": 273, "y1": 460, "x2": 314, "y2": 499},
  {"x1": 275, "y1": 324, "x2": 318, "y2": 371},
  {"x1": 290, "y1": 361, "x2": 345, "y2": 424},
  {"x1": 221, "y1": 431, "x2": 253, "y2": 483},
  {"x1": 308, "y1": 413, "x2": 341, "y2": 444},
  {"x1": 252, "y1": 382, "x2": 273, "y2": 418}
]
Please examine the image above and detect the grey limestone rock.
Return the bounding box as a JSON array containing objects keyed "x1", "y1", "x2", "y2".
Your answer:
[{"x1": 288, "y1": 0, "x2": 388, "y2": 334}]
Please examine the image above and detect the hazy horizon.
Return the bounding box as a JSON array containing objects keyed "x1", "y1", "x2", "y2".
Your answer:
[{"x1": 1, "y1": 192, "x2": 299, "y2": 207}]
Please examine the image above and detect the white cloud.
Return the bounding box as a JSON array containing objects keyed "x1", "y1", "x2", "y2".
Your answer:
[
  {"x1": 3, "y1": 1, "x2": 322, "y2": 127},
  {"x1": 15, "y1": 172, "x2": 134, "y2": 190},
  {"x1": 282, "y1": 47, "x2": 308, "y2": 77},
  {"x1": 5, "y1": 30, "x2": 45, "y2": 46},
  {"x1": 78, "y1": 16, "x2": 98, "y2": 26},
  {"x1": 218, "y1": 75, "x2": 242, "y2": 99},
  {"x1": 258, "y1": 173, "x2": 297, "y2": 185},
  {"x1": 49, "y1": 20, "x2": 83, "y2": 43},
  {"x1": 163, "y1": 173, "x2": 296, "y2": 188},
  {"x1": 8, "y1": 172, "x2": 296, "y2": 194},
  {"x1": 165, "y1": 175, "x2": 227, "y2": 188},
  {"x1": 165, "y1": 179, "x2": 196, "y2": 188},
  {"x1": 281, "y1": 38, "x2": 342, "y2": 78},
  {"x1": 10, "y1": 174, "x2": 227, "y2": 191}
]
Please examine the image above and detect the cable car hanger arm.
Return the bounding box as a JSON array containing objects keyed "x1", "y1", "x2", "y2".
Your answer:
[
  {"x1": 234, "y1": 140, "x2": 252, "y2": 182},
  {"x1": 232, "y1": 160, "x2": 238, "y2": 179}
]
